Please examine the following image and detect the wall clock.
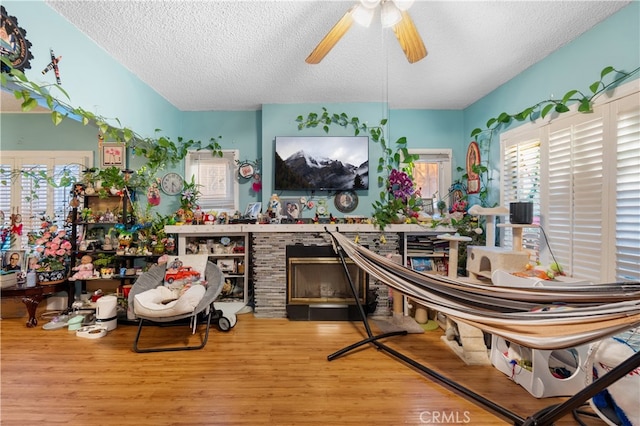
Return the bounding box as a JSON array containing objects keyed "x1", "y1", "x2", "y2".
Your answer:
[
  {"x1": 334, "y1": 190, "x2": 358, "y2": 213},
  {"x1": 160, "y1": 172, "x2": 184, "y2": 195}
]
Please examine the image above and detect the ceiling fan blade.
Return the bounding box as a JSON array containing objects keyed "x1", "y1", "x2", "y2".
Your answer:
[
  {"x1": 393, "y1": 10, "x2": 427, "y2": 64},
  {"x1": 306, "y1": 7, "x2": 355, "y2": 64}
]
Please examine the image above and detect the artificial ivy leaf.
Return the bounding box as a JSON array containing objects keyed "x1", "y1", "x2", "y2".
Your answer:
[
  {"x1": 601, "y1": 66, "x2": 614, "y2": 78},
  {"x1": 541, "y1": 103, "x2": 554, "y2": 118},
  {"x1": 498, "y1": 112, "x2": 510, "y2": 123},
  {"x1": 562, "y1": 90, "x2": 578, "y2": 104},
  {"x1": 470, "y1": 128, "x2": 482, "y2": 137},
  {"x1": 22, "y1": 97, "x2": 38, "y2": 112},
  {"x1": 555, "y1": 103, "x2": 570, "y2": 113},
  {"x1": 381, "y1": 118, "x2": 388, "y2": 125},
  {"x1": 82, "y1": 116, "x2": 89, "y2": 125},
  {"x1": 589, "y1": 81, "x2": 601, "y2": 94},
  {"x1": 323, "y1": 125, "x2": 329, "y2": 133},
  {"x1": 52, "y1": 111, "x2": 63, "y2": 125},
  {"x1": 486, "y1": 117, "x2": 496, "y2": 128},
  {"x1": 578, "y1": 99, "x2": 592, "y2": 113}
]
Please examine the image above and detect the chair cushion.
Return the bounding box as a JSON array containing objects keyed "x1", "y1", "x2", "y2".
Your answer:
[{"x1": 134, "y1": 283, "x2": 206, "y2": 318}]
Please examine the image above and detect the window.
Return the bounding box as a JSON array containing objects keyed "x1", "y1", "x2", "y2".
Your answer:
[
  {"x1": 408, "y1": 149, "x2": 452, "y2": 211},
  {"x1": 500, "y1": 82, "x2": 639, "y2": 283},
  {"x1": 500, "y1": 134, "x2": 542, "y2": 255},
  {"x1": 184, "y1": 150, "x2": 239, "y2": 213},
  {"x1": 1, "y1": 151, "x2": 91, "y2": 249}
]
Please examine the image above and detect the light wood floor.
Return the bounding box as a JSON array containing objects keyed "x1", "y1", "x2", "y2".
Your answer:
[{"x1": 1, "y1": 309, "x2": 607, "y2": 426}]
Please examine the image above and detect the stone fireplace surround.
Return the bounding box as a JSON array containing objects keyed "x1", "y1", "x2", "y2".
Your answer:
[
  {"x1": 166, "y1": 224, "x2": 428, "y2": 319},
  {"x1": 252, "y1": 230, "x2": 399, "y2": 318}
]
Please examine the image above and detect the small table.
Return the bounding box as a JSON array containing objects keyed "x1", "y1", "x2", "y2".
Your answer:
[{"x1": 1, "y1": 282, "x2": 71, "y2": 327}]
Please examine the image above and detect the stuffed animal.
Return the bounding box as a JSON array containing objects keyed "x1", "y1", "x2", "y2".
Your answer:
[{"x1": 70, "y1": 255, "x2": 94, "y2": 281}]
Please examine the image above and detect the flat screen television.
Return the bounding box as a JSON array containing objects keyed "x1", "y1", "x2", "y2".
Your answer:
[{"x1": 274, "y1": 136, "x2": 369, "y2": 191}]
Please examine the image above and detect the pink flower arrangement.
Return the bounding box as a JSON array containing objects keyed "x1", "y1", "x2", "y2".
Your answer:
[{"x1": 31, "y1": 217, "x2": 72, "y2": 271}]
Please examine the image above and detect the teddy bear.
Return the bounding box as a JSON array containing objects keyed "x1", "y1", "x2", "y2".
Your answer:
[{"x1": 69, "y1": 255, "x2": 94, "y2": 281}]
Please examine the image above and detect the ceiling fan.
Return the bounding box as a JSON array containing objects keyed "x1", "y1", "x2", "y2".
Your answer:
[{"x1": 306, "y1": 0, "x2": 427, "y2": 64}]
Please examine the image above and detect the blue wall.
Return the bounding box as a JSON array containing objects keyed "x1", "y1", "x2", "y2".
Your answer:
[
  {"x1": 463, "y1": 0, "x2": 640, "y2": 206},
  {"x1": 2, "y1": 1, "x2": 639, "y2": 217}
]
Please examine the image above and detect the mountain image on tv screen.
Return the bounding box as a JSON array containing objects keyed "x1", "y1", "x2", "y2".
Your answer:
[{"x1": 274, "y1": 136, "x2": 369, "y2": 191}]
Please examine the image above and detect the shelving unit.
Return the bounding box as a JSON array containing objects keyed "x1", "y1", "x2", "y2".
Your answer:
[
  {"x1": 170, "y1": 227, "x2": 250, "y2": 315},
  {"x1": 400, "y1": 231, "x2": 451, "y2": 324},
  {"x1": 403, "y1": 233, "x2": 449, "y2": 276},
  {"x1": 70, "y1": 190, "x2": 155, "y2": 316}
]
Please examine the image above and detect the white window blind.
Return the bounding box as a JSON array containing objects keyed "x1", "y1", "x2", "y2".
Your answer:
[
  {"x1": 0, "y1": 152, "x2": 91, "y2": 249},
  {"x1": 613, "y1": 94, "x2": 640, "y2": 281},
  {"x1": 500, "y1": 135, "x2": 541, "y2": 254},
  {"x1": 185, "y1": 150, "x2": 239, "y2": 212},
  {"x1": 548, "y1": 111, "x2": 606, "y2": 280},
  {"x1": 501, "y1": 82, "x2": 639, "y2": 284}
]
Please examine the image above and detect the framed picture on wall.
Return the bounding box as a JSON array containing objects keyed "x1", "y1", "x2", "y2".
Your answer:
[
  {"x1": 282, "y1": 199, "x2": 301, "y2": 220},
  {"x1": 100, "y1": 142, "x2": 126, "y2": 169}
]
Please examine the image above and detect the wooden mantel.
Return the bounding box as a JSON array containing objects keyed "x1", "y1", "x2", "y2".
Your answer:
[{"x1": 165, "y1": 223, "x2": 439, "y2": 235}]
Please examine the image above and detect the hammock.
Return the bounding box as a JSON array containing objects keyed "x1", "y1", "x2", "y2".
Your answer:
[
  {"x1": 325, "y1": 230, "x2": 640, "y2": 426},
  {"x1": 329, "y1": 231, "x2": 640, "y2": 350}
]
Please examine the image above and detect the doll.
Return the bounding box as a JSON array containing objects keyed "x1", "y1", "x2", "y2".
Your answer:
[{"x1": 70, "y1": 255, "x2": 94, "y2": 281}]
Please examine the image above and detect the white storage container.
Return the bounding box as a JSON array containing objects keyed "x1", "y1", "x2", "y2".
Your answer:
[{"x1": 490, "y1": 335, "x2": 589, "y2": 398}]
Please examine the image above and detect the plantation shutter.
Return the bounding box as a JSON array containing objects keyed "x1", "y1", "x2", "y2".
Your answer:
[
  {"x1": 20, "y1": 164, "x2": 49, "y2": 247},
  {"x1": 500, "y1": 136, "x2": 541, "y2": 254},
  {"x1": 613, "y1": 94, "x2": 640, "y2": 281},
  {"x1": 185, "y1": 150, "x2": 238, "y2": 212},
  {"x1": 0, "y1": 163, "x2": 13, "y2": 251},
  {"x1": 547, "y1": 110, "x2": 606, "y2": 281},
  {"x1": 0, "y1": 152, "x2": 90, "y2": 249}
]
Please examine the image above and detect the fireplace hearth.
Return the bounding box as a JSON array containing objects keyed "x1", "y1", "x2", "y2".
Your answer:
[{"x1": 286, "y1": 244, "x2": 370, "y2": 321}]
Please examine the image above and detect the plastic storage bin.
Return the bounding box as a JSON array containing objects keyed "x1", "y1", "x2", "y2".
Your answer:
[{"x1": 490, "y1": 335, "x2": 589, "y2": 398}]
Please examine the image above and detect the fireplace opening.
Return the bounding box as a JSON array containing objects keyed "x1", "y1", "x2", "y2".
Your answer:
[{"x1": 286, "y1": 244, "x2": 371, "y2": 321}]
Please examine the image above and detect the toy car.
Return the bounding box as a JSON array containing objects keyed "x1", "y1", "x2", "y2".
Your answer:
[{"x1": 164, "y1": 266, "x2": 201, "y2": 284}]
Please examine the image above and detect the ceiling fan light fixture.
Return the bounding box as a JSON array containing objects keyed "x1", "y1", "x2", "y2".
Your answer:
[
  {"x1": 381, "y1": 1, "x2": 402, "y2": 28},
  {"x1": 392, "y1": 0, "x2": 414, "y2": 11},
  {"x1": 359, "y1": 0, "x2": 381, "y2": 9},
  {"x1": 352, "y1": 4, "x2": 376, "y2": 27}
]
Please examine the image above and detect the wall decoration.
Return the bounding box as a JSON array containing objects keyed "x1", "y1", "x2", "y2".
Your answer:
[
  {"x1": 100, "y1": 142, "x2": 126, "y2": 169},
  {"x1": 0, "y1": 5, "x2": 34, "y2": 72},
  {"x1": 41, "y1": 48, "x2": 62, "y2": 84},
  {"x1": 238, "y1": 162, "x2": 255, "y2": 179},
  {"x1": 466, "y1": 141, "x2": 481, "y2": 194},
  {"x1": 334, "y1": 190, "x2": 358, "y2": 214},
  {"x1": 235, "y1": 159, "x2": 262, "y2": 194},
  {"x1": 282, "y1": 198, "x2": 301, "y2": 220}
]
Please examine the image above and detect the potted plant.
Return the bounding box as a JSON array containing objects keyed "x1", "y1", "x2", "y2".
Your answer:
[
  {"x1": 93, "y1": 253, "x2": 116, "y2": 278},
  {"x1": 97, "y1": 166, "x2": 126, "y2": 197}
]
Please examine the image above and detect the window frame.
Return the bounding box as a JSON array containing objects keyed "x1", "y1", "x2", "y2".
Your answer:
[{"x1": 184, "y1": 149, "x2": 240, "y2": 214}]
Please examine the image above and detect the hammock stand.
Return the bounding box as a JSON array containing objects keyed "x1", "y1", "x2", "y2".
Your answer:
[{"x1": 325, "y1": 229, "x2": 640, "y2": 426}]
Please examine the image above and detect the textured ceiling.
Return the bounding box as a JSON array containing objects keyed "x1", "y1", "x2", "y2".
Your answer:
[{"x1": 34, "y1": 1, "x2": 633, "y2": 111}]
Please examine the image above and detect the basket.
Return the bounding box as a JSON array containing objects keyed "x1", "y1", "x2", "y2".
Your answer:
[{"x1": 36, "y1": 269, "x2": 68, "y2": 286}]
